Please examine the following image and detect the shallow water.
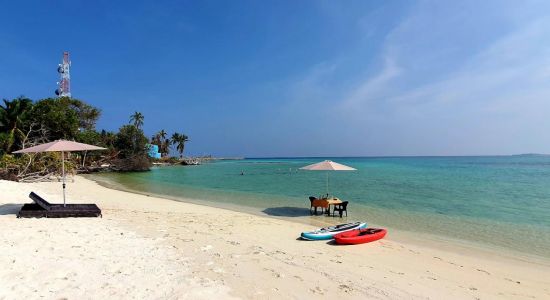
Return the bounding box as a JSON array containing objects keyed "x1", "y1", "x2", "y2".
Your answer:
[{"x1": 89, "y1": 156, "x2": 550, "y2": 258}]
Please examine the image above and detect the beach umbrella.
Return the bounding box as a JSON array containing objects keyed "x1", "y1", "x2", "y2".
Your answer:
[
  {"x1": 300, "y1": 160, "x2": 356, "y2": 196},
  {"x1": 13, "y1": 140, "x2": 106, "y2": 206}
]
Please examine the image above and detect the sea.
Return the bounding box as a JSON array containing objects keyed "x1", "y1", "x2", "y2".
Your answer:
[{"x1": 88, "y1": 156, "x2": 550, "y2": 259}]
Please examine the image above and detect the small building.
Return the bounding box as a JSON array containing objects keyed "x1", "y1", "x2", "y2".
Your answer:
[{"x1": 147, "y1": 144, "x2": 161, "y2": 159}]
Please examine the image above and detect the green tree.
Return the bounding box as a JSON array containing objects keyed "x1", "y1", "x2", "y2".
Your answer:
[
  {"x1": 71, "y1": 99, "x2": 101, "y2": 131},
  {"x1": 0, "y1": 97, "x2": 33, "y2": 153},
  {"x1": 76, "y1": 130, "x2": 102, "y2": 146},
  {"x1": 114, "y1": 125, "x2": 148, "y2": 158},
  {"x1": 158, "y1": 129, "x2": 167, "y2": 141},
  {"x1": 129, "y1": 111, "x2": 144, "y2": 129},
  {"x1": 171, "y1": 132, "x2": 189, "y2": 158},
  {"x1": 161, "y1": 139, "x2": 171, "y2": 157},
  {"x1": 100, "y1": 129, "x2": 116, "y2": 149},
  {"x1": 30, "y1": 98, "x2": 77, "y2": 141},
  {"x1": 151, "y1": 133, "x2": 160, "y2": 146},
  {"x1": 151, "y1": 129, "x2": 171, "y2": 157},
  {"x1": 29, "y1": 97, "x2": 101, "y2": 141},
  {"x1": 75, "y1": 130, "x2": 103, "y2": 167},
  {"x1": 158, "y1": 129, "x2": 170, "y2": 157}
]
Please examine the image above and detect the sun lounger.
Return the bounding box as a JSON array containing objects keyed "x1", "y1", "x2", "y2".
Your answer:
[{"x1": 17, "y1": 192, "x2": 102, "y2": 218}]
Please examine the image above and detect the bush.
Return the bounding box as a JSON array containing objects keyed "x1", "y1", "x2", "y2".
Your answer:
[
  {"x1": 0, "y1": 152, "x2": 76, "y2": 182},
  {"x1": 114, "y1": 125, "x2": 148, "y2": 159},
  {"x1": 111, "y1": 155, "x2": 150, "y2": 172}
]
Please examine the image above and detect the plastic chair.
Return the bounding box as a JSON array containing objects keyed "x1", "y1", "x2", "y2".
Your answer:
[
  {"x1": 309, "y1": 196, "x2": 316, "y2": 215},
  {"x1": 332, "y1": 201, "x2": 348, "y2": 218}
]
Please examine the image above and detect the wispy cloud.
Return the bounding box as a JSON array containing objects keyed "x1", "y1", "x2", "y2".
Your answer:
[
  {"x1": 341, "y1": 56, "x2": 401, "y2": 110},
  {"x1": 280, "y1": 1, "x2": 550, "y2": 155},
  {"x1": 382, "y1": 16, "x2": 550, "y2": 118}
]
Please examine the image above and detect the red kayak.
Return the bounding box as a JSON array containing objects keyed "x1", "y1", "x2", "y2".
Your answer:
[{"x1": 334, "y1": 228, "x2": 387, "y2": 245}]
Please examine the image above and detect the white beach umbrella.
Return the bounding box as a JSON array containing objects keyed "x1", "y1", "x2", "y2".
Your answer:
[
  {"x1": 300, "y1": 160, "x2": 357, "y2": 195},
  {"x1": 13, "y1": 140, "x2": 106, "y2": 206}
]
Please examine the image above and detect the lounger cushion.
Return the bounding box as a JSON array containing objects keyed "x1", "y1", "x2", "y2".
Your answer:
[{"x1": 29, "y1": 192, "x2": 52, "y2": 211}]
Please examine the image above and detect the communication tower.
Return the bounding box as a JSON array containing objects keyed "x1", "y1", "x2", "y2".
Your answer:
[{"x1": 55, "y1": 51, "x2": 71, "y2": 97}]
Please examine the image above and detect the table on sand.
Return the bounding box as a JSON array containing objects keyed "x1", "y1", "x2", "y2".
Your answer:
[
  {"x1": 324, "y1": 198, "x2": 342, "y2": 215},
  {"x1": 312, "y1": 197, "x2": 342, "y2": 215}
]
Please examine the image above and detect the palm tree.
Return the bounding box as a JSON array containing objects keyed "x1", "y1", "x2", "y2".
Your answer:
[
  {"x1": 156, "y1": 129, "x2": 169, "y2": 157},
  {"x1": 161, "y1": 139, "x2": 171, "y2": 157},
  {"x1": 129, "y1": 111, "x2": 144, "y2": 129},
  {"x1": 170, "y1": 132, "x2": 180, "y2": 147},
  {"x1": 158, "y1": 129, "x2": 167, "y2": 140},
  {"x1": 151, "y1": 134, "x2": 159, "y2": 145},
  {"x1": 0, "y1": 97, "x2": 33, "y2": 152},
  {"x1": 171, "y1": 132, "x2": 189, "y2": 158},
  {"x1": 176, "y1": 134, "x2": 188, "y2": 157}
]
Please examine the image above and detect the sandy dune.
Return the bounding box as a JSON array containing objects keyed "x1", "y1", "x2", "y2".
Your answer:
[{"x1": 0, "y1": 177, "x2": 549, "y2": 299}]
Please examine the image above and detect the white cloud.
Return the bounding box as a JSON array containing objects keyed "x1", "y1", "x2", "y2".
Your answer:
[
  {"x1": 341, "y1": 56, "x2": 401, "y2": 110},
  {"x1": 245, "y1": 1, "x2": 550, "y2": 156},
  {"x1": 287, "y1": 2, "x2": 550, "y2": 155}
]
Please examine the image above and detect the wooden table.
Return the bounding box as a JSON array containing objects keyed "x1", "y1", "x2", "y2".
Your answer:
[
  {"x1": 325, "y1": 198, "x2": 342, "y2": 205},
  {"x1": 324, "y1": 198, "x2": 342, "y2": 215},
  {"x1": 310, "y1": 197, "x2": 342, "y2": 215}
]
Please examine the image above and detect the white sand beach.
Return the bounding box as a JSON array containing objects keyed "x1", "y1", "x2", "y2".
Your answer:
[{"x1": 1, "y1": 176, "x2": 549, "y2": 299}]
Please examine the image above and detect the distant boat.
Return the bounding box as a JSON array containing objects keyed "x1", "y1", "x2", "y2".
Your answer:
[{"x1": 181, "y1": 158, "x2": 201, "y2": 165}]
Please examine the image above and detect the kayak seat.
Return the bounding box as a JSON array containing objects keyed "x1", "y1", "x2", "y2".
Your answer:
[{"x1": 359, "y1": 228, "x2": 382, "y2": 236}]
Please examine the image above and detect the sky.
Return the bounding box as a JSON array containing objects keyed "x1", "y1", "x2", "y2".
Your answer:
[{"x1": 1, "y1": 0, "x2": 550, "y2": 157}]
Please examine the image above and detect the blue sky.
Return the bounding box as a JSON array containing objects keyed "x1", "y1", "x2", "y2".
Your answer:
[{"x1": 2, "y1": 1, "x2": 550, "y2": 157}]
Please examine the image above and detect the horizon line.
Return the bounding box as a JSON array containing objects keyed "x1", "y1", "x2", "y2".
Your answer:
[{"x1": 243, "y1": 153, "x2": 549, "y2": 159}]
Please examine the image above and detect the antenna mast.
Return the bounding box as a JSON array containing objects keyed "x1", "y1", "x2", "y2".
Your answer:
[{"x1": 55, "y1": 51, "x2": 71, "y2": 97}]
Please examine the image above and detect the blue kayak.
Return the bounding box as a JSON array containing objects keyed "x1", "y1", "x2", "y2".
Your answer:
[{"x1": 300, "y1": 222, "x2": 367, "y2": 240}]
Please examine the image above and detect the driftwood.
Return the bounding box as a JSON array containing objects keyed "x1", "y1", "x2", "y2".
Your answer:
[
  {"x1": 20, "y1": 122, "x2": 49, "y2": 150},
  {"x1": 0, "y1": 123, "x2": 59, "y2": 183},
  {"x1": 18, "y1": 170, "x2": 57, "y2": 183},
  {"x1": 15, "y1": 155, "x2": 60, "y2": 183},
  {"x1": 3, "y1": 123, "x2": 150, "y2": 181}
]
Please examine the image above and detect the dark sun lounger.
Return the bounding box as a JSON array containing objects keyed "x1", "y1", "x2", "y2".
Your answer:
[{"x1": 17, "y1": 192, "x2": 102, "y2": 218}]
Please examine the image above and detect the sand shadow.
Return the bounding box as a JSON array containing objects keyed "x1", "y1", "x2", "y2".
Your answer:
[
  {"x1": 262, "y1": 206, "x2": 312, "y2": 217},
  {"x1": 0, "y1": 204, "x2": 22, "y2": 216},
  {"x1": 326, "y1": 240, "x2": 342, "y2": 246}
]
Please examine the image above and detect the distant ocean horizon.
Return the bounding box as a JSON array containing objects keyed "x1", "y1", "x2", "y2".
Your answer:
[
  {"x1": 244, "y1": 153, "x2": 550, "y2": 159},
  {"x1": 88, "y1": 156, "x2": 550, "y2": 259}
]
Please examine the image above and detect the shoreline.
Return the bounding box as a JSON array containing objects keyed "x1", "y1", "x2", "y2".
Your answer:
[
  {"x1": 1, "y1": 176, "x2": 549, "y2": 299},
  {"x1": 86, "y1": 173, "x2": 550, "y2": 264}
]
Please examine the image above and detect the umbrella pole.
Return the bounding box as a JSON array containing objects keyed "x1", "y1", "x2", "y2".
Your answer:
[
  {"x1": 62, "y1": 151, "x2": 66, "y2": 207},
  {"x1": 326, "y1": 172, "x2": 329, "y2": 197}
]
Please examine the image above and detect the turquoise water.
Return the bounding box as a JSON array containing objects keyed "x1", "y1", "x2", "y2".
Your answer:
[{"x1": 89, "y1": 156, "x2": 550, "y2": 258}]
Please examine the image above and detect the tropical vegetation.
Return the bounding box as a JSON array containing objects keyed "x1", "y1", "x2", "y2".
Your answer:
[
  {"x1": 129, "y1": 111, "x2": 144, "y2": 129},
  {"x1": 0, "y1": 96, "x2": 190, "y2": 181},
  {"x1": 151, "y1": 129, "x2": 170, "y2": 157},
  {"x1": 171, "y1": 132, "x2": 189, "y2": 158}
]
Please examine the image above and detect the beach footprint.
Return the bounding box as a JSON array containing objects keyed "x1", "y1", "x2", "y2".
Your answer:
[
  {"x1": 201, "y1": 245, "x2": 213, "y2": 251},
  {"x1": 309, "y1": 286, "x2": 325, "y2": 295},
  {"x1": 338, "y1": 284, "x2": 354, "y2": 293}
]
